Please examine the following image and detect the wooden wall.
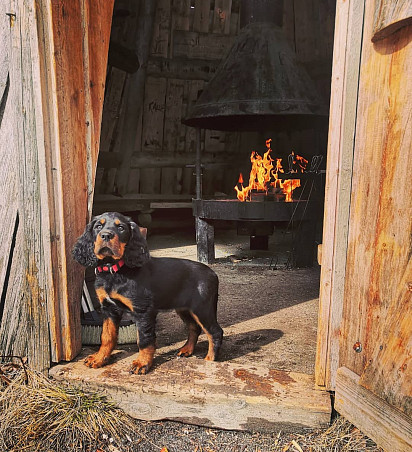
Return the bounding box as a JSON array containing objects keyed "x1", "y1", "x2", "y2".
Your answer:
[
  {"x1": 316, "y1": 0, "x2": 411, "y2": 449},
  {"x1": 0, "y1": 0, "x2": 113, "y2": 369},
  {"x1": 94, "y1": 0, "x2": 336, "y2": 214}
]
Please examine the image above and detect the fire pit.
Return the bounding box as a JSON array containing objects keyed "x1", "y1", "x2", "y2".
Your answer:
[
  {"x1": 191, "y1": 138, "x2": 323, "y2": 267},
  {"x1": 182, "y1": 0, "x2": 327, "y2": 267},
  {"x1": 193, "y1": 197, "x2": 317, "y2": 266}
]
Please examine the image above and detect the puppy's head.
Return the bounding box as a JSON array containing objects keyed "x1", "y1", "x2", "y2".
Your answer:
[{"x1": 72, "y1": 212, "x2": 150, "y2": 268}]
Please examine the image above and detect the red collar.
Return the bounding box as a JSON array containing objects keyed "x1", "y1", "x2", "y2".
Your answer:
[{"x1": 95, "y1": 259, "x2": 125, "y2": 275}]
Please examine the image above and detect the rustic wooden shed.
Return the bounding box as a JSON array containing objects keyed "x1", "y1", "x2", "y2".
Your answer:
[{"x1": 0, "y1": 0, "x2": 411, "y2": 449}]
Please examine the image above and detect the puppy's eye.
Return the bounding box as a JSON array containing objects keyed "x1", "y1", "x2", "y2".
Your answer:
[
  {"x1": 117, "y1": 225, "x2": 125, "y2": 232},
  {"x1": 95, "y1": 223, "x2": 103, "y2": 230}
]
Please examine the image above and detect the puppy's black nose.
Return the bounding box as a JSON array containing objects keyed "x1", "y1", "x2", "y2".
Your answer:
[{"x1": 100, "y1": 231, "x2": 114, "y2": 241}]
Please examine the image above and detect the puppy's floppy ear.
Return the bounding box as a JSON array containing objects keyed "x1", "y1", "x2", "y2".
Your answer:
[
  {"x1": 72, "y1": 219, "x2": 98, "y2": 267},
  {"x1": 123, "y1": 221, "x2": 150, "y2": 268}
]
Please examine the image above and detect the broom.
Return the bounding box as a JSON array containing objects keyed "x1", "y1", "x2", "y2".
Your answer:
[{"x1": 81, "y1": 281, "x2": 137, "y2": 345}]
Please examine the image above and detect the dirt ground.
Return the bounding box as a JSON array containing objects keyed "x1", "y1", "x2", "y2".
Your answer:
[
  {"x1": 146, "y1": 223, "x2": 320, "y2": 375},
  {"x1": 88, "y1": 224, "x2": 379, "y2": 452},
  {"x1": 48, "y1": 220, "x2": 381, "y2": 451}
]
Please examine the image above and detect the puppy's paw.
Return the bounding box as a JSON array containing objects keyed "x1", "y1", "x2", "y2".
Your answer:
[
  {"x1": 130, "y1": 360, "x2": 151, "y2": 375},
  {"x1": 84, "y1": 353, "x2": 108, "y2": 368},
  {"x1": 177, "y1": 346, "x2": 194, "y2": 358}
]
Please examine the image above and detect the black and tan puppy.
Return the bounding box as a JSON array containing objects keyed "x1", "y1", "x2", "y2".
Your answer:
[{"x1": 73, "y1": 212, "x2": 223, "y2": 374}]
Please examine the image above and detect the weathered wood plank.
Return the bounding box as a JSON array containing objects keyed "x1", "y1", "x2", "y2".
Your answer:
[
  {"x1": 5, "y1": 0, "x2": 52, "y2": 371},
  {"x1": 315, "y1": 0, "x2": 365, "y2": 390},
  {"x1": 173, "y1": 30, "x2": 235, "y2": 60},
  {"x1": 160, "y1": 167, "x2": 178, "y2": 194},
  {"x1": 139, "y1": 168, "x2": 162, "y2": 194},
  {"x1": 142, "y1": 76, "x2": 167, "y2": 151},
  {"x1": 0, "y1": 0, "x2": 9, "y2": 104},
  {"x1": 335, "y1": 367, "x2": 412, "y2": 452},
  {"x1": 99, "y1": 150, "x2": 236, "y2": 169},
  {"x1": 359, "y1": 258, "x2": 412, "y2": 416},
  {"x1": 0, "y1": 227, "x2": 27, "y2": 358},
  {"x1": 92, "y1": 193, "x2": 195, "y2": 214},
  {"x1": 294, "y1": 0, "x2": 317, "y2": 64},
  {"x1": 147, "y1": 56, "x2": 220, "y2": 81},
  {"x1": 51, "y1": 350, "x2": 331, "y2": 432},
  {"x1": 151, "y1": 0, "x2": 171, "y2": 57},
  {"x1": 85, "y1": 0, "x2": 115, "y2": 173},
  {"x1": 116, "y1": 1, "x2": 158, "y2": 195},
  {"x1": 193, "y1": 0, "x2": 210, "y2": 33},
  {"x1": 184, "y1": 79, "x2": 204, "y2": 153},
  {"x1": 41, "y1": 0, "x2": 113, "y2": 361},
  {"x1": 212, "y1": 0, "x2": 232, "y2": 34},
  {"x1": 0, "y1": 2, "x2": 18, "y2": 307},
  {"x1": 372, "y1": 0, "x2": 412, "y2": 42},
  {"x1": 99, "y1": 68, "x2": 127, "y2": 155},
  {"x1": 339, "y1": 0, "x2": 412, "y2": 410},
  {"x1": 163, "y1": 78, "x2": 185, "y2": 151},
  {"x1": 172, "y1": 0, "x2": 190, "y2": 31}
]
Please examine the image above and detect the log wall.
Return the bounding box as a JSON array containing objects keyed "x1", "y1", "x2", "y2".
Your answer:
[{"x1": 94, "y1": 0, "x2": 336, "y2": 214}]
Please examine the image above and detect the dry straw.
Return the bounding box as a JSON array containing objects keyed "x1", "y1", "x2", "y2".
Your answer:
[{"x1": 0, "y1": 365, "x2": 138, "y2": 451}]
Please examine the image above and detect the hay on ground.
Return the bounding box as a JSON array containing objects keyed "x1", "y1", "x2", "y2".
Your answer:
[{"x1": 0, "y1": 364, "x2": 139, "y2": 451}]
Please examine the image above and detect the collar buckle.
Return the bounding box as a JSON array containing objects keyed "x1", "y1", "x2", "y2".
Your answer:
[{"x1": 95, "y1": 259, "x2": 125, "y2": 275}]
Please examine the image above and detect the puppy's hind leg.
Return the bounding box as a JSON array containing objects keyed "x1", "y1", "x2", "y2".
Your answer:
[
  {"x1": 190, "y1": 309, "x2": 223, "y2": 361},
  {"x1": 176, "y1": 310, "x2": 201, "y2": 357}
]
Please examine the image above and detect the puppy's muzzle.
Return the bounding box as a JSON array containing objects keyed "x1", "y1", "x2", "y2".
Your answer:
[{"x1": 94, "y1": 231, "x2": 125, "y2": 260}]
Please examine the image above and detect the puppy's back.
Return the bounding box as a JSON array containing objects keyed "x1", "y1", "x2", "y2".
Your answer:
[{"x1": 145, "y1": 257, "x2": 218, "y2": 310}]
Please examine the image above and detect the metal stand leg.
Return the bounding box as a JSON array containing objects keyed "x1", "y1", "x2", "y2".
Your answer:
[{"x1": 294, "y1": 221, "x2": 316, "y2": 267}]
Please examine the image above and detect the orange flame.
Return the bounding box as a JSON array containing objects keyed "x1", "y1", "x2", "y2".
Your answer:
[{"x1": 234, "y1": 139, "x2": 307, "y2": 202}]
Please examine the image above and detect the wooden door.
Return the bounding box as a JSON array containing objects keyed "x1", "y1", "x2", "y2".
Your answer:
[
  {"x1": 317, "y1": 0, "x2": 411, "y2": 450},
  {"x1": 0, "y1": 0, "x2": 113, "y2": 368}
]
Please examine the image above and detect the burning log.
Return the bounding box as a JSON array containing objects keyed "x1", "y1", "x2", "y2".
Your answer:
[{"x1": 234, "y1": 139, "x2": 308, "y2": 202}]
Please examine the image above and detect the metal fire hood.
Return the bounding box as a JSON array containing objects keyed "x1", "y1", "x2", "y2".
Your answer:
[{"x1": 183, "y1": 1, "x2": 327, "y2": 131}]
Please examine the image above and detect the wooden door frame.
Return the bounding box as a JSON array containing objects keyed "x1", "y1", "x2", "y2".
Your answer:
[
  {"x1": 5, "y1": 0, "x2": 113, "y2": 365},
  {"x1": 315, "y1": 0, "x2": 365, "y2": 390}
]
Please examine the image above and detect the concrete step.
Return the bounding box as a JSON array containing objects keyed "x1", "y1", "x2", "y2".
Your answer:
[{"x1": 50, "y1": 347, "x2": 331, "y2": 432}]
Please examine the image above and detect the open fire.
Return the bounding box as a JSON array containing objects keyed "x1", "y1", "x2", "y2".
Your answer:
[{"x1": 234, "y1": 139, "x2": 308, "y2": 202}]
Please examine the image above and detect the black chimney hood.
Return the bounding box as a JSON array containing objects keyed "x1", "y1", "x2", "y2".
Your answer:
[{"x1": 182, "y1": 0, "x2": 328, "y2": 131}]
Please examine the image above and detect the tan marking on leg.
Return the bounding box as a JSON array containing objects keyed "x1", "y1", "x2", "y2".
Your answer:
[
  {"x1": 131, "y1": 345, "x2": 156, "y2": 374},
  {"x1": 84, "y1": 317, "x2": 118, "y2": 368},
  {"x1": 190, "y1": 312, "x2": 215, "y2": 361},
  {"x1": 95, "y1": 286, "x2": 109, "y2": 304},
  {"x1": 177, "y1": 323, "x2": 200, "y2": 357},
  {"x1": 110, "y1": 291, "x2": 134, "y2": 311}
]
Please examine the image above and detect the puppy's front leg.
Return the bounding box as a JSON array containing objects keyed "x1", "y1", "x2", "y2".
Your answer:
[
  {"x1": 131, "y1": 310, "x2": 157, "y2": 375},
  {"x1": 85, "y1": 315, "x2": 120, "y2": 368}
]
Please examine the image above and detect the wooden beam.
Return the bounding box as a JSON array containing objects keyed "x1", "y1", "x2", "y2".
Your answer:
[
  {"x1": 372, "y1": 0, "x2": 412, "y2": 42},
  {"x1": 34, "y1": 0, "x2": 113, "y2": 362},
  {"x1": 51, "y1": 351, "x2": 332, "y2": 432},
  {"x1": 315, "y1": 0, "x2": 365, "y2": 390},
  {"x1": 335, "y1": 367, "x2": 412, "y2": 452},
  {"x1": 147, "y1": 56, "x2": 220, "y2": 81},
  {"x1": 172, "y1": 30, "x2": 235, "y2": 60}
]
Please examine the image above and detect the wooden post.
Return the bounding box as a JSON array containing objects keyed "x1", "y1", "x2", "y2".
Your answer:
[{"x1": 195, "y1": 218, "x2": 215, "y2": 264}]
